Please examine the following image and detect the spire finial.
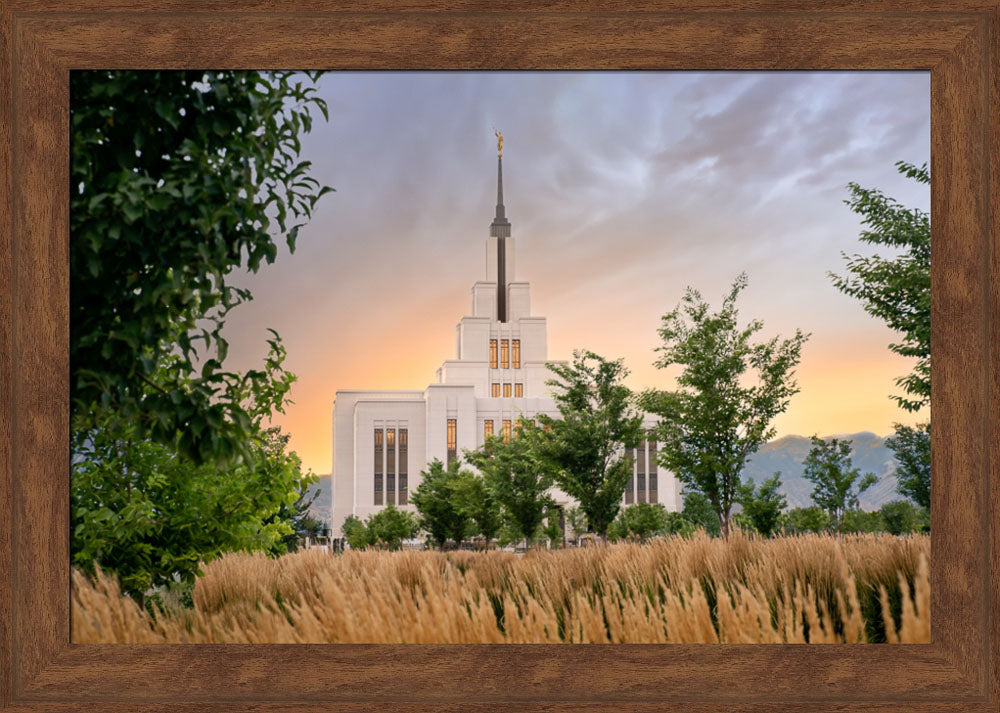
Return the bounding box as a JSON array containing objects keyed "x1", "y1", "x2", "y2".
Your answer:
[{"x1": 489, "y1": 132, "x2": 510, "y2": 239}]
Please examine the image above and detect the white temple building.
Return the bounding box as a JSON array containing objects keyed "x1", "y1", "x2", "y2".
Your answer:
[{"x1": 330, "y1": 143, "x2": 683, "y2": 533}]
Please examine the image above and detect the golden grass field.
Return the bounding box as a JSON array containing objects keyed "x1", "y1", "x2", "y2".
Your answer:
[{"x1": 72, "y1": 531, "x2": 929, "y2": 644}]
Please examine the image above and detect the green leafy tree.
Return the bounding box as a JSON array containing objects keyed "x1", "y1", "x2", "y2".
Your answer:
[
  {"x1": 607, "y1": 502, "x2": 671, "y2": 543},
  {"x1": 681, "y1": 490, "x2": 721, "y2": 537},
  {"x1": 340, "y1": 515, "x2": 372, "y2": 550},
  {"x1": 71, "y1": 70, "x2": 332, "y2": 466},
  {"x1": 642, "y1": 274, "x2": 808, "y2": 538},
  {"x1": 71, "y1": 389, "x2": 307, "y2": 603},
  {"x1": 830, "y1": 162, "x2": 930, "y2": 517},
  {"x1": 802, "y1": 436, "x2": 878, "y2": 532},
  {"x1": 465, "y1": 426, "x2": 554, "y2": 547},
  {"x1": 829, "y1": 161, "x2": 930, "y2": 413},
  {"x1": 410, "y1": 458, "x2": 472, "y2": 550},
  {"x1": 564, "y1": 505, "x2": 590, "y2": 543},
  {"x1": 663, "y1": 512, "x2": 697, "y2": 538},
  {"x1": 537, "y1": 351, "x2": 645, "y2": 542},
  {"x1": 737, "y1": 473, "x2": 787, "y2": 538},
  {"x1": 841, "y1": 508, "x2": 884, "y2": 534},
  {"x1": 878, "y1": 500, "x2": 923, "y2": 536},
  {"x1": 452, "y1": 471, "x2": 503, "y2": 547},
  {"x1": 541, "y1": 506, "x2": 565, "y2": 548},
  {"x1": 367, "y1": 505, "x2": 420, "y2": 550},
  {"x1": 885, "y1": 422, "x2": 930, "y2": 510},
  {"x1": 781, "y1": 506, "x2": 831, "y2": 535}
]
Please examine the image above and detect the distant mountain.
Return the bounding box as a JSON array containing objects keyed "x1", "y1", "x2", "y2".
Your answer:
[
  {"x1": 304, "y1": 475, "x2": 332, "y2": 527},
  {"x1": 741, "y1": 432, "x2": 902, "y2": 510}
]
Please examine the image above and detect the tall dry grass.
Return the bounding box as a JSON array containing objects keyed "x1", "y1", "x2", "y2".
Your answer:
[{"x1": 72, "y1": 531, "x2": 929, "y2": 644}]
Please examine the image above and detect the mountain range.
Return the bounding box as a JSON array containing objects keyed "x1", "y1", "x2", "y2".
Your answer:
[{"x1": 305, "y1": 431, "x2": 906, "y2": 527}]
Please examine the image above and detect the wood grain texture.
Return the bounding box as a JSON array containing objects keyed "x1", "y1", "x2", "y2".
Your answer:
[{"x1": 1, "y1": 2, "x2": 997, "y2": 712}]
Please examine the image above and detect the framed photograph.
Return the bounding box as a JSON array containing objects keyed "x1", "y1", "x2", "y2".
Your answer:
[{"x1": 2, "y1": 2, "x2": 997, "y2": 711}]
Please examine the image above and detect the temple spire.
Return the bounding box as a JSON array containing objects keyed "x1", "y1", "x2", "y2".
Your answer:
[
  {"x1": 490, "y1": 131, "x2": 510, "y2": 322},
  {"x1": 490, "y1": 131, "x2": 510, "y2": 239}
]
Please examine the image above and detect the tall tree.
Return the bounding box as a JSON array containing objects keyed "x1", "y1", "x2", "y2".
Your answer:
[
  {"x1": 642, "y1": 274, "x2": 808, "y2": 538},
  {"x1": 71, "y1": 70, "x2": 332, "y2": 466},
  {"x1": 802, "y1": 436, "x2": 878, "y2": 533},
  {"x1": 536, "y1": 352, "x2": 645, "y2": 542},
  {"x1": 830, "y1": 161, "x2": 930, "y2": 516},
  {"x1": 885, "y1": 422, "x2": 931, "y2": 509},
  {"x1": 410, "y1": 458, "x2": 472, "y2": 550},
  {"x1": 737, "y1": 473, "x2": 787, "y2": 538},
  {"x1": 464, "y1": 425, "x2": 554, "y2": 547},
  {"x1": 829, "y1": 161, "x2": 930, "y2": 413}
]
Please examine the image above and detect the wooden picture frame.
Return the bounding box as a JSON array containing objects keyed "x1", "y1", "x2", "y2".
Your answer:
[{"x1": 1, "y1": 2, "x2": 997, "y2": 711}]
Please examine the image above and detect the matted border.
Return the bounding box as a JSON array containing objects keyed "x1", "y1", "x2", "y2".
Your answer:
[{"x1": 1, "y1": 3, "x2": 996, "y2": 711}]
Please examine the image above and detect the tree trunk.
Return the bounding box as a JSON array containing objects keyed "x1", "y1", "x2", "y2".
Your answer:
[{"x1": 721, "y1": 510, "x2": 730, "y2": 540}]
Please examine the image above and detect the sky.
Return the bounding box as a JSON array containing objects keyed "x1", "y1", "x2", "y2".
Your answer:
[{"x1": 220, "y1": 72, "x2": 931, "y2": 475}]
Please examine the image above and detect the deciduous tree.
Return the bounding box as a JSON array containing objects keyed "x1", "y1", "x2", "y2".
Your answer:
[
  {"x1": 465, "y1": 426, "x2": 554, "y2": 547},
  {"x1": 410, "y1": 458, "x2": 472, "y2": 550},
  {"x1": 802, "y1": 436, "x2": 878, "y2": 533},
  {"x1": 643, "y1": 274, "x2": 808, "y2": 538},
  {"x1": 737, "y1": 473, "x2": 787, "y2": 538},
  {"x1": 537, "y1": 352, "x2": 645, "y2": 542}
]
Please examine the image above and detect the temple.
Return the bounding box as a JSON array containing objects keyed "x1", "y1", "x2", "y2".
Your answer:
[{"x1": 330, "y1": 140, "x2": 681, "y2": 533}]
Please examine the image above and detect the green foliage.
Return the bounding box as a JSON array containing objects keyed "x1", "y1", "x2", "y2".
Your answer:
[
  {"x1": 537, "y1": 351, "x2": 645, "y2": 540},
  {"x1": 71, "y1": 414, "x2": 307, "y2": 601},
  {"x1": 681, "y1": 490, "x2": 721, "y2": 537},
  {"x1": 465, "y1": 425, "x2": 554, "y2": 546},
  {"x1": 340, "y1": 515, "x2": 372, "y2": 550},
  {"x1": 841, "y1": 508, "x2": 884, "y2": 534},
  {"x1": 781, "y1": 506, "x2": 831, "y2": 535},
  {"x1": 737, "y1": 473, "x2": 787, "y2": 538},
  {"x1": 829, "y1": 161, "x2": 930, "y2": 413},
  {"x1": 541, "y1": 506, "x2": 565, "y2": 548},
  {"x1": 71, "y1": 70, "x2": 332, "y2": 466},
  {"x1": 886, "y1": 422, "x2": 930, "y2": 510},
  {"x1": 878, "y1": 500, "x2": 925, "y2": 536},
  {"x1": 366, "y1": 505, "x2": 420, "y2": 550},
  {"x1": 607, "y1": 502, "x2": 672, "y2": 543},
  {"x1": 642, "y1": 274, "x2": 808, "y2": 538},
  {"x1": 802, "y1": 436, "x2": 878, "y2": 532},
  {"x1": 564, "y1": 505, "x2": 590, "y2": 541},
  {"x1": 410, "y1": 458, "x2": 473, "y2": 549},
  {"x1": 452, "y1": 470, "x2": 503, "y2": 546}
]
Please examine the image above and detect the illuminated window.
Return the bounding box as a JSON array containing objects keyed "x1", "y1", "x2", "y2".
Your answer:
[
  {"x1": 501, "y1": 420, "x2": 511, "y2": 442},
  {"x1": 489, "y1": 339, "x2": 498, "y2": 369},
  {"x1": 374, "y1": 428, "x2": 383, "y2": 506},
  {"x1": 637, "y1": 442, "x2": 646, "y2": 503},
  {"x1": 512, "y1": 339, "x2": 520, "y2": 368},
  {"x1": 648, "y1": 437, "x2": 657, "y2": 504},
  {"x1": 503, "y1": 383, "x2": 511, "y2": 397},
  {"x1": 399, "y1": 429, "x2": 408, "y2": 505},
  {"x1": 386, "y1": 429, "x2": 396, "y2": 506},
  {"x1": 500, "y1": 339, "x2": 509, "y2": 368},
  {"x1": 484, "y1": 420, "x2": 494, "y2": 439},
  {"x1": 491, "y1": 383, "x2": 500, "y2": 397},
  {"x1": 514, "y1": 383, "x2": 523, "y2": 397},
  {"x1": 447, "y1": 418, "x2": 457, "y2": 465}
]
